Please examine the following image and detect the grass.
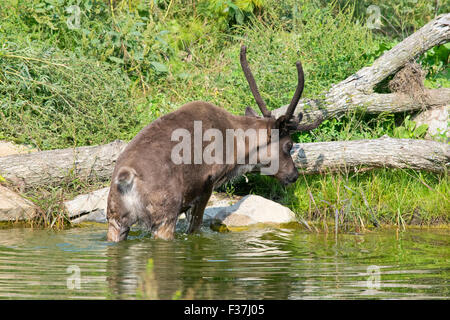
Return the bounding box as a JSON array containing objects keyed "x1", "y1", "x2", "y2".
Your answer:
[
  {"x1": 1, "y1": 173, "x2": 109, "y2": 229},
  {"x1": 0, "y1": 0, "x2": 448, "y2": 230},
  {"x1": 0, "y1": 43, "x2": 145, "y2": 149},
  {"x1": 226, "y1": 168, "x2": 449, "y2": 232}
]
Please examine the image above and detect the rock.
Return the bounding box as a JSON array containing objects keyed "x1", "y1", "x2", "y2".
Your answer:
[
  {"x1": 65, "y1": 188, "x2": 242, "y2": 225},
  {"x1": 64, "y1": 188, "x2": 242, "y2": 224},
  {"x1": 64, "y1": 187, "x2": 109, "y2": 224},
  {"x1": 412, "y1": 105, "x2": 449, "y2": 141},
  {"x1": 64, "y1": 189, "x2": 297, "y2": 231},
  {"x1": 176, "y1": 193, "x2": 241, "y2": 229},
  {"x1": 216, "y1": 213, "x2": 256, "y2": 227},
  {"x1": 203, "y1": 193, "x2": 241, "y2": 221},
  {"x1": 0, "y1": 141, "x2": 37, "y2": 157},
  {"x1": 0, "y1": 185, "x2": 37, "y2": 221},
  {"x1": 211, "y1": 195, "x2": 297, "y2": 228}
]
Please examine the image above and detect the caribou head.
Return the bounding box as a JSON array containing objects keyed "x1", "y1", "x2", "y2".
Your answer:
[{"x1": 240, "y1": 45, "x2": 321, "y2": 185}]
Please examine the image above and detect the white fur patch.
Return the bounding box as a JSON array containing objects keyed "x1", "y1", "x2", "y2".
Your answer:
[{"x1": 120, "y1": 183, "x2": 144, "y2": 223}]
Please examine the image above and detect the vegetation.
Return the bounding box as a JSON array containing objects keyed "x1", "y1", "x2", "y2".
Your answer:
[{"x1": 0, "y1": 0, "x2": 448, "y2": 229}]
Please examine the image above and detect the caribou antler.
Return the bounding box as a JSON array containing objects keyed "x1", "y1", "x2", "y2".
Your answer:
[
  {"x1": 284, "y1": 61, "x2": 304, "y2": 121},
  {"x1": 240, "y1": 45, "x2": 272, "y2": 118}
]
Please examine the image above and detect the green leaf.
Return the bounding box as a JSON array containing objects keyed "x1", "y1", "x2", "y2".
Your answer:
[
  {"x1": 413, "y1": 124, "x2": 429, "y2": 137},
  {"x1": 172, "y1": 290, "x2": 182, "y2": 300},
  {"x1": 434, "y1": 44, "x2": 450, "y2": 64},
  {"x1": 108, "y1": 56, "x2": 124, "y2": 64},
  {"x1": 404, "y1": 116, "x2": 416, "y2": 132},
  {"x1": 176, "y1": 72, "x2": 190, "y2": 79},
  {"x1": 394, "y1": 127, "x2": 407, "y2": 139},
  {"x1": 228, "y1": 2, "x2": 244, "y2": 24},
  {"x1": 235, "y1": 10, "x2": 244, "y2": 24},
  {"x1": 0, "y1": 174, "x2": 5, "y2": 183},
  {"x1": 150, "y1": 61, "x2": 168, "y2": 73}
]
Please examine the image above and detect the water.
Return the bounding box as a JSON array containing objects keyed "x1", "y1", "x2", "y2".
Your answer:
[{"x1": 0, "y1": 225, "x2": 448, "y2": 299}]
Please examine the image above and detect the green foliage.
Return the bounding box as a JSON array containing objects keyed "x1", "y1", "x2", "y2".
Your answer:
[
  {"x1": 294, "y1": 112, "x2": 396, "y2": 143},
  {"x1": 393, "y1": 116, "x2": 428, "y2": 139},
  {"x1": 362, "y1": 39, "x2": 397, "y2": 64},
  {"x1": 432, "y1": 126, "x2": 450, "y2": 143},
  {"x1": 1, "y1": 0, "x2": 204, "y2": 89},
  {"x1": 420, "y1": 43, "x2": 450, "y2": 89},
  {"x1": 199, "y1": 0, "x2": 263, "y2": 29},
  {"x1": 0, "y1": 42, "x2": 143, "y2": 149},
  {"x1": 160, "y1": 0, "x2": 379, "y2": 117},
  {"x1": 330, "y1": 0, "x2": 450, "y2": 38},
  {"x1": 421, "y1": 43, "x2": 450, "y2": 76}
]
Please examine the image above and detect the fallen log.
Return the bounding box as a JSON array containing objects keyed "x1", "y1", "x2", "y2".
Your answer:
[
  {"x1": 0, "y1": 137, "x2": 447, "y2": 188},
  {"x1": 292, "y1": 136, "x2": 449, "y2": 174},
  {"x1": 272, "y1": 14, "x2": 450, "y2": 123},
  {"x1": 0, "y1": 140, "x2": 127, "y2": 188}
]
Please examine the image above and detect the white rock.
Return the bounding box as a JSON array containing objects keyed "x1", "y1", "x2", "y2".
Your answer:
[
  {"x1": 65, "y1": 189, "x2": 240, "y2": 225},
  {"x1": 0, "y1": 185, "x2": 36, "y2": 221},
  {"x1": 204, "y1": 193, "x2": 241, "y2": 220},
  {"x1": 64, "y1": 189, "x2": 297, "y2": 230},
  {"x1": 212, "y1": 195, "x2": 297, "y2": 228},
  {"x1": 64, "y1": 187, "x2": 109, "y2": 223},
  {"x1": 412, "y1": 105, "x2": 449, "y2": 141},
  {"x1": 177, "y1": 193, "x2": 240, "y2": 225}
]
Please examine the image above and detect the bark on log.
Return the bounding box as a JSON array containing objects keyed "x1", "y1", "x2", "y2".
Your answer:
[
  {"x1": 0, "y1": 137, "x2": 447, "y2": 189},
  {"x1": 292, "y1": 136, "x2": 449, "y2": 174},
  {"x1": 272, "y1": 14, "x2": 450, "y2": 123},
  {"x1": 0, "y1": 140, "x2": 127, "y2": 188}
]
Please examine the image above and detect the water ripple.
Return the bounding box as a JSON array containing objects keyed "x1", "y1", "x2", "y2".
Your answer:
[{"x1": 0, "y1": 226, "x2": 447, "y2": 299}]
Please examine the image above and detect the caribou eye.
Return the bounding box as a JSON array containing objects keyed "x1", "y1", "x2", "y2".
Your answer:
[{"x1": 284, "y1": 142, "x2": 293, "y2": 154}]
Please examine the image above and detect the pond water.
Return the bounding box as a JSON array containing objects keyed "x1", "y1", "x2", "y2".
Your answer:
[{"x1": 0, "y1": 225, "x2": 448, "y2": 299}]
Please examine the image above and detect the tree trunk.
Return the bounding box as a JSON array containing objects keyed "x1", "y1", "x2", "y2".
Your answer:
[
  {"x1": 0, "y1": 138, "x2": 447, "y2": 188},
  {"x1": 292, "y1": 136, "x2": 449, "y2": 174},
  {"x1": 272, "y1": 14, "x2": 450, "y2": 123},
  {"x1": 0, "y1": 140, "x2": 127, "y2": 188}
]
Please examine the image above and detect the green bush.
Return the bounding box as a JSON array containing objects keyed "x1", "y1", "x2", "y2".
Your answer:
[
  {"x1": 0, "y1": 42, "x2": 142, "y2": 149},
  {"x1": 1, "y1": 0, "x2": 446, "y2": 150},
  {"x1": 328, "y1": 0, "x2": 450, "y2": 38}
]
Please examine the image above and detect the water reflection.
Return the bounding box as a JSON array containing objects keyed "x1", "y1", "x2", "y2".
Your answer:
[
  {"x1": 104, "y1": 228, "x2": 296, "y2": 299},
  {"x1": 0, "y1": 226, "x2": 448, "y2": 299}
]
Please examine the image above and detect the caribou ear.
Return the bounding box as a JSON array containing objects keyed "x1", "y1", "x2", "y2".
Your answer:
[
  {"x1": 245, "y1": 106, "x2": 260, "y2": 118},
  {"x1": 276, "y1": 114, "x2": 304, "y2": 134},
  {"x1": 275, "y1": 115, "x2": 287, "y2": 128}
]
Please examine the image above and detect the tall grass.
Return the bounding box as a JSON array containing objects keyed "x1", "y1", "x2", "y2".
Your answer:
[
  {"x1": 1, "y1": 0, "x2": 383, "y2": 148},
  {"x1": 0, "y1": 43, "x2": 145, "y2": 149},
  {"x1": 228, "y1": 168, "x2": 449, "y2": 232},
  {"x1": 329, "y1": 0, "x2": 450, "y2": 38}
]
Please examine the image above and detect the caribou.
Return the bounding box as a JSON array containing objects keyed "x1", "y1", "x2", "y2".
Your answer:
[{"x1": 106, "y1": 45, "x2": 322, "y2": 241}]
